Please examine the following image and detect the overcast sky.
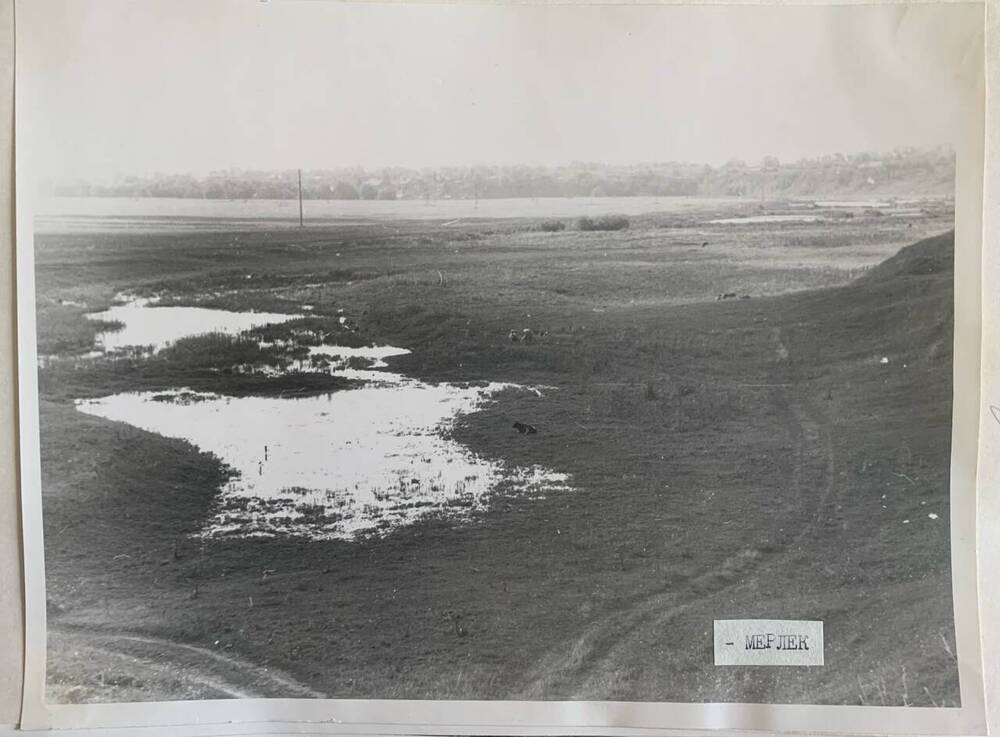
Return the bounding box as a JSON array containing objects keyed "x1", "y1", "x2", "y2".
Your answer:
[{"x1": 18, "y1": 0, "x2": 983, "y2": 180}]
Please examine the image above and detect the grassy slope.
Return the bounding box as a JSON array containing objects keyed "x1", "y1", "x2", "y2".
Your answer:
[{"x1": 37, "y1": 216, "x2": 958, "y2": 705}]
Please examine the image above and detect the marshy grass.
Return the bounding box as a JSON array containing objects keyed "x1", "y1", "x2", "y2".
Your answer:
[
  {"x1": 158, "y1": 332, "x2": 275, "y2": 369},
  {"x1": 38, "y1": 328, "x2": 360, "y2": 401},
  {"x1": 36, "y1": 300, "x2": 123, "y2": 356}
]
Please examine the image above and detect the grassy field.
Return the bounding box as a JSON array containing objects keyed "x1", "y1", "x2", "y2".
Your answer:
[{"x1": 33, "y1": 201, "x2": 960, "y2": 706}]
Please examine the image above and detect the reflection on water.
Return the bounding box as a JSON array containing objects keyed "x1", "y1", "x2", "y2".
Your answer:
[
  {"x1": 87, "y1": 299, "x2": 301, "y2": 352},
  {"x1": 707, "y1": 214, "x2": 824, "y2": 224},
  {"x1": 78, "y1": 375, "x2": 569, "y2": 540},
  {"x1": 75, "y1": 302, "x2": 570, "y2": 540},
  {"x1": 309, "y1": 344, "x2": 411, "y2": 368},
  {"x1": 39, "y1": 195, "x2": 746, "y2": 226},
  {"x1": 814, "y1": 200, "x2": 893, "y2": 208}
]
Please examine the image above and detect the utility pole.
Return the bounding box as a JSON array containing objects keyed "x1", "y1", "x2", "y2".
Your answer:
[{"x1": 298, "y1": 168, "x2": 304, "y2": 227}]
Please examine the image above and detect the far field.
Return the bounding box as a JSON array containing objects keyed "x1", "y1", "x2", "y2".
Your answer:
[{"x1": 33, "y1": 198, "x2": 960, "y2": 706}]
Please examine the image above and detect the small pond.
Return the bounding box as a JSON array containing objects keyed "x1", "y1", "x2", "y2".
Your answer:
[
  {"x1": 87, "y1": 298, "x2": 302, "y2": 353},
  {"x1": 76, "y1": 300, "x2": 570, "y2": 540}
]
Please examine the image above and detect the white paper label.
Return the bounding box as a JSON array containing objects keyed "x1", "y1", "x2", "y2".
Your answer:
[{"x1": 714, "y1": 619, "x2": 824, "y2": 666}]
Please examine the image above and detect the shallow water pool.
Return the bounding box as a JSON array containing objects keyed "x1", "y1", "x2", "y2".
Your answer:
[
  {"x1": 76, "y1": 302, "x2": 570, "y2": 540},
  {"x1": 87, "y1": 299, "x2": 301, "y2": 352}
]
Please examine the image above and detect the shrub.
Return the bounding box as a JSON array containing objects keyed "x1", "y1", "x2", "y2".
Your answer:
[
  {"x1": 577, "y1": 215, "x2": 630, "y2": 231},
  {"x1": 537, "y1": 219, "x2": 566, "y2": 232}
]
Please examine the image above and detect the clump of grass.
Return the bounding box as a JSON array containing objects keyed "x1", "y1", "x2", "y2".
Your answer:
[
  {"x1": 295, "y1": 503, "x2": 344, "y2": 526},
  {"x1": 536, "y1": 219, "x2": 566, "y2": 232},
  {"x1": 577, "y1": 215, "x2": 630, "y2": 231},
  {"x1": 644, "y1": 382, "x2": 658, "y2": 401},
  {"x1": 250, "y1": 317, "x2": 370, "y2": 349},
  {"x1": 158, "y1": 332, "x2": 271, "y2": 369},
  {"x1": 344, "y1": 355, "x2": 377, "y2": 370}
]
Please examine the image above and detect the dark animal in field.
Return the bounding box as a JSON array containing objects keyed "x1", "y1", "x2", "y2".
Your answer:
[
  {"x1": 512, "y1": 421, "x2": 537, "y2": 435},
  {"x1": 701, "y1": 241, "x2": 709, "y2": 247},
  {"x1": 717, "y1": 292, "x2": 737, "y2": 301}
]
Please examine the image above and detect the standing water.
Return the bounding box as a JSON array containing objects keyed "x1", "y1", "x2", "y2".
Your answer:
[
  {"x1": 87, "y1": 298, "x2": 302, "y2": 353},
  {"x1": 76, "y1": 301, "x2": 570, "y2": 540}
]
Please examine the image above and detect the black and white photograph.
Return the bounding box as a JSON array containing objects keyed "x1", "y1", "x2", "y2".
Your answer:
[{"x1": 13, "y1": 0, "x2": 988, "y2": 732}]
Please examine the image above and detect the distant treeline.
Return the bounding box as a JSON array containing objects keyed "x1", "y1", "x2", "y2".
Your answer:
[{"x1": 51, "y1": 147, "x2": 955, "y2": 200}]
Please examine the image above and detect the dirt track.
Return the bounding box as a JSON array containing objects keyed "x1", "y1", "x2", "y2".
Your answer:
[
  {"x1": 518, "y1": 377, "x2": 838, "y2": 700},
  {"x1": 49, "y1": 627, "x2": 326, "y2": 702}
]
